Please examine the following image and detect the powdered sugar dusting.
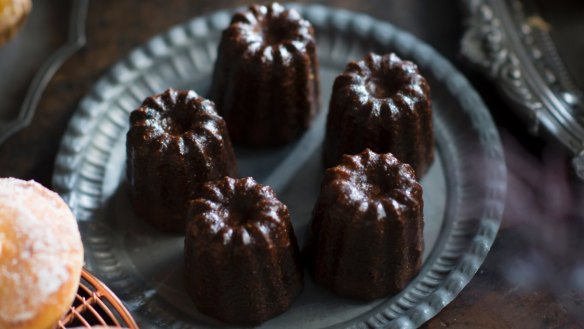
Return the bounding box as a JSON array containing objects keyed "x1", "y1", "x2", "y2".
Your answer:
[{"x1": 0, "y1": 178, "x2": 83, "y2": 324}]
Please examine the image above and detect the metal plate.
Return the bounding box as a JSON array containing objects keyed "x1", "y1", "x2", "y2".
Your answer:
[
  {"x1": 536, "y1": 0, "x2": 584, "y2": 91},
  {"x1": 461, "y1": 0, "x2": 584, "y2": 178},
  {"x1": 53, "y1": 4, "x2": 506, "y2": 328}
]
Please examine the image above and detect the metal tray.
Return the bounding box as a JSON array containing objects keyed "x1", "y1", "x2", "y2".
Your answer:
[
  {"x1": 53, "y1": 4, "x2": 506, "y2": 328},
  {"x1": 462, "y1": 0, "x2": 584, "y2": 177}
]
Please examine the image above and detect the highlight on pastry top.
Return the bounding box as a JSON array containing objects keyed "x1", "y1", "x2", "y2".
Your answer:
[{"x1": 0, "y1": 177, "x2": 84, "y2": 329}]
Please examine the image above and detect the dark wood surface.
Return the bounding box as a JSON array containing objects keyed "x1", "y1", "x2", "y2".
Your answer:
[{"x1": 1, "y1": 1, "x2": 583, "y2": 328}]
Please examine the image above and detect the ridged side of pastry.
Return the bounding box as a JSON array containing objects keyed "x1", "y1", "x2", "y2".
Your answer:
[
  {"x1": 306, "y1": 150, "x2": 423, "y2": 300},
  {"x1": 126, "y1": 89, "x2": 237, "y2": 232},
  {"x1": 210, "y1": 3, "x2": 319, "y2": 147},
  {"x1": 185, "y1": 177, "x2": 303, "y2": 325}
]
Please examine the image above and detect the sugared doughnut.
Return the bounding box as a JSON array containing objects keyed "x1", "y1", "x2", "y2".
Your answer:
[{"x1": 0, "y1": 178, "x2": 84, "y2": 329}]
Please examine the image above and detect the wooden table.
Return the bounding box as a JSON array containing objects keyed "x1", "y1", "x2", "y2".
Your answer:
[{"x1": 1, "y1": 1, "x2": 583, "y2": 328}]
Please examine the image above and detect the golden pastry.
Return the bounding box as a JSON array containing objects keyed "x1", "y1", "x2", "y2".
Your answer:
[
  {"x1": 0, "y1": 178, "x2": 84, "y2": 329},
  {"x1": 0, "y1": 0, "x2": 32, "y2": 46}
]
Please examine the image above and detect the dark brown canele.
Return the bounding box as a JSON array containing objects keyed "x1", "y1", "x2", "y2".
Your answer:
[
  {"x1": 126, "y1": 89, "x2": 237, "y2": 232},
  {"x1": 185, "y1": 177, "x2": 303, "y2": 325},
  {"x1": 323, "y1": 52, "x2": 434, "y2": 177},
  {"x1": 305, "y1": 149, "x2": 424, "y2": 300},
  {"x1": 210, "y1": 2, "x2": 320, "y2": 147}
]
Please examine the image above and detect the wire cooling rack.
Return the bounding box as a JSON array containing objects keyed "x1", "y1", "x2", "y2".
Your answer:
[{"x1": 58, "y1": 269, "x2": 138, "y2": 329}]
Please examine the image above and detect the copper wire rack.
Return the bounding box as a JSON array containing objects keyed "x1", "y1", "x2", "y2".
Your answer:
[{"x1": 58, "y1": 268, "x2": 139, "y2": 329}]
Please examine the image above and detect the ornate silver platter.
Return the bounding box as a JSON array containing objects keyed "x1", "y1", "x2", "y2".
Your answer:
[
  {"x1": 462, "y1": 0, "x2": 584, "y2": 177},
  {"x1": 53, "y1": 4, "x2": 506, "y2": 329}
]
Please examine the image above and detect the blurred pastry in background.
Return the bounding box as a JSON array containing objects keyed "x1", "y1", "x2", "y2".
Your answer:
[{"x1": 0, "y1": 0, "x2": 32, "y2": 47}]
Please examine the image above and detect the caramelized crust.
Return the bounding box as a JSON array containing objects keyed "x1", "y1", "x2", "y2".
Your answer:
[
  {"x1": 306, "y1": 149, "x2": 424, "y2": 300},
  {"x1": 323, "y1": 53, "x2": 434, "y2": 177},
  {"x1": 185, "y1": 177, "x2": 303, "y2": 325},
  {"x1": 210, "y1": 2, "x2": 320, "y2": 147},
  {"x1": 127, "y1": 88, "x2": 237, "y2": 232}
]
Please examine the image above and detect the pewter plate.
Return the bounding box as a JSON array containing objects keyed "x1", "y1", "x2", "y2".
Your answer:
[
  {"x1": 52, "y1": 4, "x2": 506, "y2": 329},
  {"x1": 461, "y1": 0, "x2": 584, "y2": 177}
]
